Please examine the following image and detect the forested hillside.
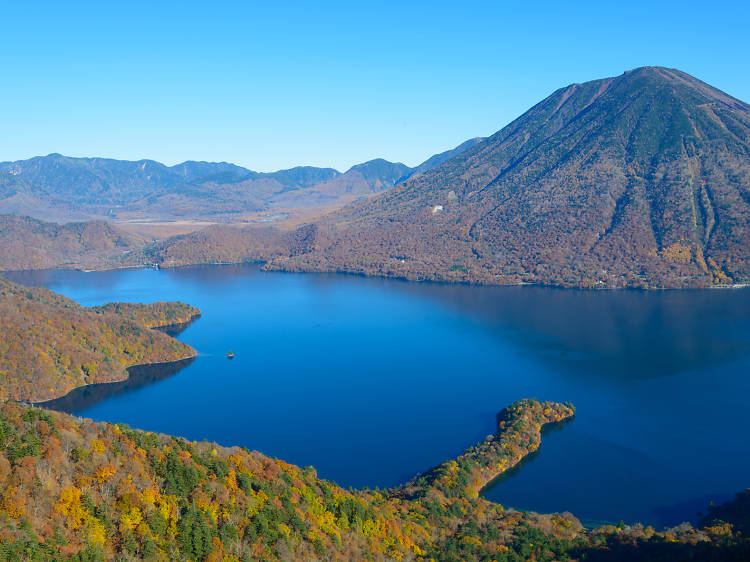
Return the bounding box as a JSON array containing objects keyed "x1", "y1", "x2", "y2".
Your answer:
[
  {"x1": 0, "y1": 399, "x2": 747, "y2": 561},
  {"x1": 0, "y1": 216, "x2": 143, "y2": 271},
  {"x1": 143, "y1": 226, "x2": 292, "y2": 269},
  {"x1": 0, "y1": 278, "x2": 198, "y2": 403},
  {"x1": 90, "y1": 302, "x2": 200, "y2": 330}
]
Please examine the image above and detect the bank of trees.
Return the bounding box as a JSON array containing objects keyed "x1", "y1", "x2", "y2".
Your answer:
[
  {"x1": 0, "y1": 398, "x2": 747, "y2": 561},
  {"x1": 0, "y1": 278, "x2": 197, "y2": 403},
  {"x1": 405, "y1": 399, "x2": 575, "y2": 499},
  {"x1": 91, "y1": 302, "x2": 200, "y2": 329}
]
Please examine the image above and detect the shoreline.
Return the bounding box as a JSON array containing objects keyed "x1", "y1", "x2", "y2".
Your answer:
[
  {"x1": 4, "y1": 259, "x2": 748, "y2": 291},
  {"x1": 149, "y1": 312, "x2": 202, "y2": 331},
  {"x1": 32, "y1": 352, "x2": 198, "y2": 408},
  {"x1": 397, "y1": 400, "x2": 576, "y2": 501}
]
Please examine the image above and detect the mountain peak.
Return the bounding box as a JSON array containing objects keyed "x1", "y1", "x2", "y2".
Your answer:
[
  {"x1": 345, "y1": 159, "x2": 410, "y2": 181},
  {"x1": 554, "y1": 67, "x2": 747, "y2": 113},
  {"x1": 624, "y1": 64, "x2": 675, "y2": 74},
  {"x1": 613, "y1": 66, "x2": 749, "y2": 110},
  {"x1": 285, "y1": 67, "x2": 750, "y2": 289}
]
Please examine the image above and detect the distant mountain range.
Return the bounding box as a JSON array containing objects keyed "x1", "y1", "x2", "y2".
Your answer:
[
  {"x1": 0, "y1": 139, "x2": 484, "y2": 222},
  {"x1": 2, "y1": 67, "x2": 748, "y2": 288}
]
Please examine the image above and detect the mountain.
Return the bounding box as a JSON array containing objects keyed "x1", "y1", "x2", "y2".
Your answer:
[
  {"x1": 0, "y1": 277, "x2": 197, "y2": 402},
  {"x1": 0, "y1": 140, "x2": 483, "y2": 223},
  {"x1": 405, "y1": 137, "x2": 485, "y2": 179},
  {"x1": 169, "y1": 160, "x2": 253, "y2": 184},
  {"x1": 265, "y1": 165, "x2": 340, "y2": 188},
  {"x1": 346, "y1": 158, "x2": 412, "y2": 188},
  {"x1": 0, "y1": 155, "x2": 256, "y2": 221},
  {"x1": 0, "y1": 154, "x2": 179, "y2": 205},
  {"x1": 270, "y1": 67, "x2": 750, "y2": 288},
  {"x1": 0, "y1": 215, "x2": 145, "y2": 271},
  {"x1": 269, "y1": 159, "x2": 412, "y2": 208},
  {"x1": 24, "y1": 67, "x2": 747, "y2": 289}
]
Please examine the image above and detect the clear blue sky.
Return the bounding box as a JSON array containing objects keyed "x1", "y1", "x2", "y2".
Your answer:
[{"x1": 2, "y1": 0, "x2": 748, "y2": 172}]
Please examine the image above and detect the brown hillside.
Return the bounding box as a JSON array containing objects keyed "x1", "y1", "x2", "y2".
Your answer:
[
  {"x1": 271, "y1": 67, "x2": 750, "y2": 288},
  {"x1": 0, "y1": 278, "x2": 197, "y2": 403}
]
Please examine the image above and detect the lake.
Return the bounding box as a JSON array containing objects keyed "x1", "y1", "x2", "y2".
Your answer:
[{"x1": 5, "y1": 265, "x2": 750, "y2": 529}]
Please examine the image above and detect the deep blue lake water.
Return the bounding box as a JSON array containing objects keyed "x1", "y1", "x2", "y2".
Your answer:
[{"x1": 5, "y1": 265, "x2": 750, "y2": 529}]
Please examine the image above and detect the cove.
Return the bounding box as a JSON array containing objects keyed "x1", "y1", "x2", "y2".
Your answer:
[{"x1": 5, "y1": 264, "x2": 750, "y2": 530}]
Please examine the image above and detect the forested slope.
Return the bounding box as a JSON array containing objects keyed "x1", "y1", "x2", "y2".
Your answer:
[
  {"x1": 0, "y1": 278, "x2": 198, "y2": 403},
  {"x1": 0, "y1": 216, "x2": 143, "y2": 272},
  {"x1": 0, "y1": 399, "x2": 747, "y2": 561},
  {"x1": 90, "y1": 302, "x2": 200, "y2": 329}
]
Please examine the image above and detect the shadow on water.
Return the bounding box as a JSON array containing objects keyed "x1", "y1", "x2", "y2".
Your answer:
[
  {"x1": 389, "y1": 282, "x2": 750, "y2": 379},
  {"x1": 153, "y1": 317, "x2": 200, "y2": 336},
  {"x1": 481, "y1": 418, "x2": 574, "y2": 498},
  {"x1": 38, "y1": 357, "x2": 196, "y2": 414},
  {"x1": 651, "y1": 493, "x2": 735, "y2": 528},
  {"x1": 35, "y1": 315, "x2": 197, "y2": 413}
]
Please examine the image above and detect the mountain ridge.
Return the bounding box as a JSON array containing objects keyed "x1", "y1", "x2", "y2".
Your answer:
[
  {"x1": 0, "y1": 139, "x2": 481, "y2": 222},
  {"x1": 267, "y1": 66, "x2": 750, "y2": 288}
]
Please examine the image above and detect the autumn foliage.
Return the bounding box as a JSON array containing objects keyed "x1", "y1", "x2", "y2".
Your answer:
[
  {"x1": 403, "y1": 400, "x2": 575, "y2": 499},
  {"x1": 90, "y1": 302, "x2": 200, "y2": 330},
  {"x1": 0, "y1": 215, "x2": 143, "y2": 272},
  {"x1": 0, "y1": 399, "x2": 747, "y2": 561},
  {"x1": 0, "y1": 278, "x2": 198, "y2": 403}
]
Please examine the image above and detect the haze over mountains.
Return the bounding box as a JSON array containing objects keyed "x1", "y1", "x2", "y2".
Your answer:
[
  {"x1": 1, "y1": 67, "x2": 748, "y2": 288},
  {"x1": 0, "y1": 139, "x2": 483, "y2": 223}
]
